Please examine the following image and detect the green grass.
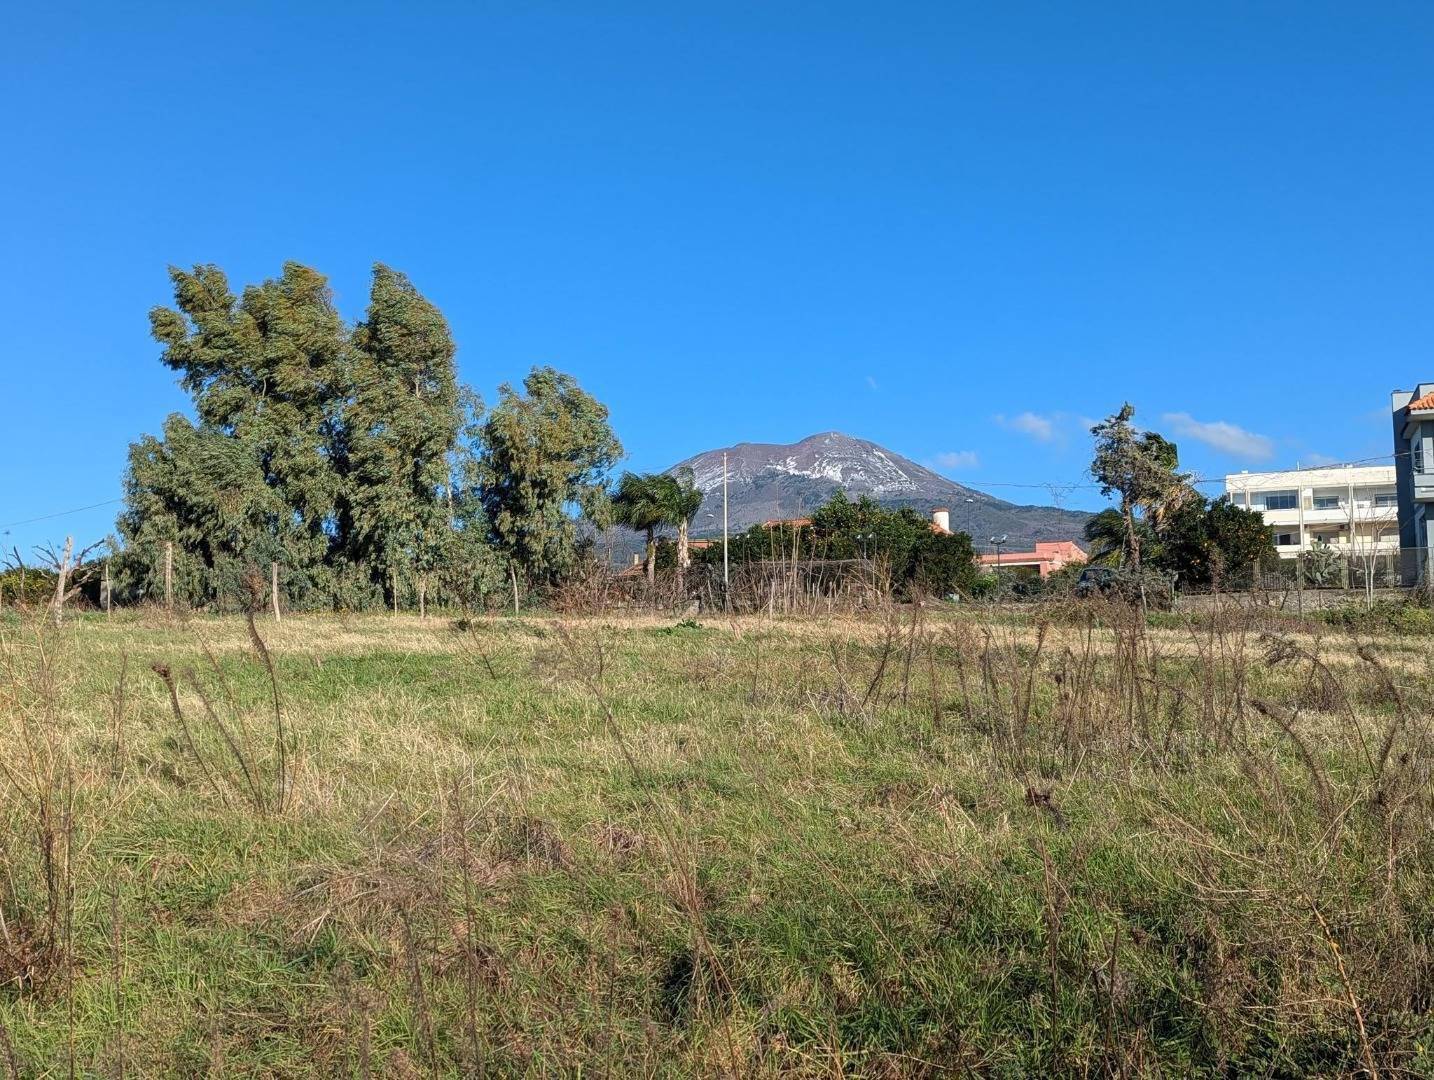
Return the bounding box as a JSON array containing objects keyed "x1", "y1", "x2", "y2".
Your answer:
[{"x1": 1, "y1": 608, "x2": 1431, "y2": 1076}]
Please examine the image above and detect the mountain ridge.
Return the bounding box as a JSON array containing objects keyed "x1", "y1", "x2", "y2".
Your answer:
[{"x1": 668, "y1": 432, "x2": 1091, "y2": 551}]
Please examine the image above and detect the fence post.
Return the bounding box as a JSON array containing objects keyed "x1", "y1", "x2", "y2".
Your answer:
[
  {"x1": 103, "y1": 558, "x2": 111, "y2": 617},
  {"x1": 271, "y1": 561, "x2": 281, "y2": 624},
  {"x1": 164, "y1": 541, "x2": 173, "y2": 611}
]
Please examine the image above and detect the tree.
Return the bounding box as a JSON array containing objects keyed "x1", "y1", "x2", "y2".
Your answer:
[
  {"x1": 1203, "y1": 496, "x2": 1277, "y2": 583},
  {"x1": 344, "y1": 265, "x2": 463, "y2": 611},
  {"x1": 119, "y1": 262, "x2": 349, "y2": 607},
  {"x1": 1083, "y1": 508, "x2": 1155, "y2": 567},
  {"x1": 119, "y1": 262, "x2": 492, "y2": 612},
  {"x1": 700, "y1": 492, "x2": 979, "y2": 599},
  {"x1": 1089, "y1": 404, "x2": 1189, "y2": 570},
  {"x1": 665, "y1": 469, "x2": 704, "y2": 589},
  {"x1": 475, "y1": 367, "x2": 622, "y2": 591},
  {"x1": 611, "y1": 470, "x2": 702, "y2": 587},
  {"x1": 1152, "y1": 494, "x2": 1275, "y2": 589},
  {"x1": 612, "y1": 472, "x2": 668, "y2": 582}
]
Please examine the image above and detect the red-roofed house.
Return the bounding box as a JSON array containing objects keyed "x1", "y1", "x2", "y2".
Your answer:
[{"x1": 977, "y1": 540, "x2": 1087, "y2": 579}]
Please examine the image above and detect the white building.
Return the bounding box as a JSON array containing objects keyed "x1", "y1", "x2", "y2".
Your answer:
[{"x1": 1224, "y1": 465, "x2": 1399, "y2": 560}]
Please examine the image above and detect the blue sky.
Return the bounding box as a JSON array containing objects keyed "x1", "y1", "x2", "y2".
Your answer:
[{"x1": 3, "y1": 2, "x2": 1432, "y2": 552}]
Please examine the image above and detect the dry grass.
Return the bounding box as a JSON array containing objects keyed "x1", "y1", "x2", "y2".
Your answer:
[{"x1": 0, "y1": 601, "x2": 1430, "y2": 1076}]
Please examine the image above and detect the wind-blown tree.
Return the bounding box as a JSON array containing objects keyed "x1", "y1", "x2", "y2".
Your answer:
[
  {"x1": 119, "y1": 263, "x2": 622, "y2": 612},
  {"x1": 612, "y1": 470, "x2": 706, "y2": 587},
  {"x1": 1083, "y1": 508, "x2": 1158, "y2": 567},
  {"x1": 119, "y1": 262, "x2": 349, "y2": 605},
  {"x1": 344, "y1": 265, "x2": 463, "y2": 611},
  {"x1": 118, "y1": 262, "x2": 498, "y2": 612},
  {"x1": 1089, "y1": 404, "x2": 1190, "y2": 570},
  {"x1": 475, "y1": 367, "x2": 622, "y2": 592},
  {"x1": 612, "y1": 473, "x2": 667, "y2": 582},
  {"x1": 665, "y1": 469, "x2": 704, "y2": 587}
]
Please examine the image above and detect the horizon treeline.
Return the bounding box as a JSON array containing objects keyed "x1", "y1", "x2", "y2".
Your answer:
[{"x1": 113, "y1": 262, "x2": 621, "y2": 611}]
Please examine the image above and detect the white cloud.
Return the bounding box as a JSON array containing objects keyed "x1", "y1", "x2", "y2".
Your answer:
[
  {"x1": 933, "y1": 450, "x2": 979, "y2": 470},
  {"x1": 1161, "y1": 412, "x2": 1274, "y2": 461},
  {"x1": 865, "y1": 375, "x2": 879, "y2": 391},
  {"x1": 994, "y1": 411, "x2": 1056, "y2": 442},
  {"x1": 1303, "y1": 451, "x2": 1338, "y2": 466}
]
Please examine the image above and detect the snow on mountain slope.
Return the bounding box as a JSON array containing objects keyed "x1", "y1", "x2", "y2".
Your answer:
[{"x1": 668, "y1": 432, "x2": 1090, "y2": 550}]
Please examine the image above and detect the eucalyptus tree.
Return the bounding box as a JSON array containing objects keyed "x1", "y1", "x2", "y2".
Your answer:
[
  {"x1": 475, "y1": 367, "x2": 622, "y2": 592},
  {"x1": 120, "y1": 262, "x2": 348, "y2": 604},
  {"x1": 344, "y1": 265, "x2": 462, "y2": 610}
]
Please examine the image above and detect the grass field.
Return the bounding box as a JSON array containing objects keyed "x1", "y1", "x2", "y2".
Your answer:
[{"x1": 1, "y1": 605, "x2": 1431, "y2": 1077}]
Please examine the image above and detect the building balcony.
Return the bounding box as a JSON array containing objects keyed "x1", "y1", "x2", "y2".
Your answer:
[{"x1": 1252, "y1": 505, "x2": 1399, "y2": 524}]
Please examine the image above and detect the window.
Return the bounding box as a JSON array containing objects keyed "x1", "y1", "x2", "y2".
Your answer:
[
  {"x1": 1374, "y1": 491, "x2": 1398, "y2": 508},
  {"x1": 1416, "y1": 441, "x2": 1426, "y2": 474},
  {"x1": 1275, "y1": 533, "x2": 1295, "y2": 546},
  {"x1": 1262, "y1": 491, "x2": 1298, "y2": 511},
  {"x1": 1312, "y1": 495, "x2": 1341, "y2": 510}
]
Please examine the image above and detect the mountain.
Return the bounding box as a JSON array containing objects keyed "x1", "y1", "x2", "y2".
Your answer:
[{"x1": 668, "y1": 432, "x2": 1090, "y2": 551}]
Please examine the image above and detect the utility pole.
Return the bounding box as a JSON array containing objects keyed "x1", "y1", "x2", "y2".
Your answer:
[
  {"x1": 1295, "y1": 460, "x2": 1304, "y2": 617},
  {"x1": 722, "y1": 451, "x2": 730, "y2": 601},
  {"x1": 164, "y1": 540, "x2": 173, "y2": 612}
]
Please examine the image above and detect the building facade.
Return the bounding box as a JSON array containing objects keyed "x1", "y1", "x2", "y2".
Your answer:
[
  {"x1": 1391, "y1": 384, "x2": 1434, "y2": 582},
  {"x1": 1224, "y1": 465, "x2": 1399, "y2": 560},
  {"x1": 976, "y1": 540, "x2": 1087, "y2": 579}
]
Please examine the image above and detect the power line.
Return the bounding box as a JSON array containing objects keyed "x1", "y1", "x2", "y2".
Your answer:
[{"x1": 0, "y1": 498, "x2": 124, "y2": 532}]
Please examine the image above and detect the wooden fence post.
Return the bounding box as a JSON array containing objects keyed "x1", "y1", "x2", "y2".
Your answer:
[
  {"x1": 271, "y1": 561, "x2": 281, "y2": 623},
  {"x1": 164, "y1": 541, "x2": 173, "y2": 611}
]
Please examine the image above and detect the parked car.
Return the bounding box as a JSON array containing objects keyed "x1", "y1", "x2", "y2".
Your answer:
[{"x1": 1075, "y1": 566, "x2": 1174, "y2": 610}]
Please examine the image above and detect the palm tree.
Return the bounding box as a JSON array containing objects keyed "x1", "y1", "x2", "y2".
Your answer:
[
  {"x1": 612, "y1": 473, "x2": 666, "y2": 582},
  {"x1": 664, "y1": 469, "x2": 705, "y2": 590},
  {"x1": 1083, "y1": 508, "x2": 1127, "y2": 566},
  {"x1": 1084, "y1": 508, "x2": 1159, "y2": 568}
]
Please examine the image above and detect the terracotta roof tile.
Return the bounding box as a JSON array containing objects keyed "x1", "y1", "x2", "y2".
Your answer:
[{"x1": 1409, "y1": 392, "x2": 1434, "y2": 411}]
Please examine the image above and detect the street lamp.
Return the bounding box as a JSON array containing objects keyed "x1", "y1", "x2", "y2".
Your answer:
[{"x1": 989, "y1": 534, "x2": 1008, "y2": 572}]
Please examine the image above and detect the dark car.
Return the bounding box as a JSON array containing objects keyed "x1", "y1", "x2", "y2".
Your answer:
[
  {"x1": 1075, "y1": 566, "x2": 1118, "y2": 596},
  {"x1": 1075, "y1": 566, "x2": 1174, "y2": 610}
]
